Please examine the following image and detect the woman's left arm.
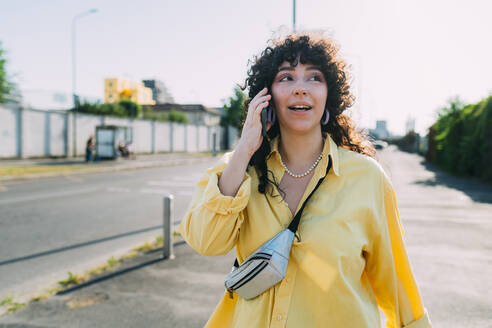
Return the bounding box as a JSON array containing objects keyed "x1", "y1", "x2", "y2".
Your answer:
[{"x1": 365, "y1": 172, "x2": 432, "y2": 328}]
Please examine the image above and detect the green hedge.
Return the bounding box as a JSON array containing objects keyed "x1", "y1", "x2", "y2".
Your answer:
[
  {"x1": 78, "y1": 101, "x2": 188, "y2": 123},
  {"x1": 77, "y1": 100, "x2": 141, "y2": 118},
  {"x1": 426, "y1": 96, "x2": 492, "y2": 183}
]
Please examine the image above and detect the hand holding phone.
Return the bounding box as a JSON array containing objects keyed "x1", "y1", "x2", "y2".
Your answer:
[{"x1": 235, "y1": 87, "x2": 271, "y2": 158}]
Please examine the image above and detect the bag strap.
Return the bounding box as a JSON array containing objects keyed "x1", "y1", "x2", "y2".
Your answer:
[
  {"x1": 287, "y1": 156, "x2": 332, "y2": 234},
  {"x1": 232, "y1": 156, "x2": 332, "y2": 268}
]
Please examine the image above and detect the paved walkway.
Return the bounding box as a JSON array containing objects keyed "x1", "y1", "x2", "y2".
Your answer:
[
  {"x1": 0, "y1": 240, "x2": 234, "y2": 328},
  {"x1": 1, "y1": 146, "x2": 491, "y2": 327}
]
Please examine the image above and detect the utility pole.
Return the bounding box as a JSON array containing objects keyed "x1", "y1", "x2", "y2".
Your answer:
[
  {"x1": 293, "y1": 0, "x2": 297, "y2": 32},
  {"x1": 71, "y1": 8, "x2": 98, "y2": 157}
]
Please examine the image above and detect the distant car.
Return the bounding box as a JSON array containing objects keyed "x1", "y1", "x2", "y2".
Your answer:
[{"x1": 373, "y1": 140, "x2": 388, "y2": 150}]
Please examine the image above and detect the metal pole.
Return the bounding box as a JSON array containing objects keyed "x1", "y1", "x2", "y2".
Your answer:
[
  {"x1": 212, "y1": 132, "x2": 217, "y2": 157},
  {"x1": 163, "y1": 195, "x2": 175, "y2": 260},
  {"x1": 72, "y1": 18, "x2": 77, "y2": 157},
  {"x1": 293, "y1": 0, "x2": 296, "y2": 32},
  {"x1": 71, "y1": 9, "x2": 98, "y2": 157}
]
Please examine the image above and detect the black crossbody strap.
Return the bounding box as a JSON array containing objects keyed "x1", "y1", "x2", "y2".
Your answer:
[
  {"x1": 287, "y1": 157, "x2": 332, "y2": 233},
  {"x1": 232, "y1": 156, "x2": 332, "y2": 268}
]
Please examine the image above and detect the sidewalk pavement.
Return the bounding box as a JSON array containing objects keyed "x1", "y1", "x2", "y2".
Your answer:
[
  {"x1": 0, "y1": 239, "x2": 235, "y2": 328},
  {"x1": 0, "y1": 152, "x2": 220, "y2": 182},
  {"x1": 0, "y1": 151, "x2": 230, "y2": 327}
]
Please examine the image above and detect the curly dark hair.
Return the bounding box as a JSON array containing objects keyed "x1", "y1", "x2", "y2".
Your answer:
[{"x1": 242, "y1": 33, "x2": 376, "y2": 195}]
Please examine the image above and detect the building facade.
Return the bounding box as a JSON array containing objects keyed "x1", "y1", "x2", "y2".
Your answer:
[
  {"x1": 142, "y1": 79, "x2": 174, "y2": 104},
  {"x1": 104, "y1": 78, "x2": 155, "y2": 105},
  {"x1": 370, "y1": 120, "x2": 391, "y2": 139}
]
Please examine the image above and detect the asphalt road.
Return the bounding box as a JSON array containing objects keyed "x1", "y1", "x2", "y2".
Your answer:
[{"x1": 0, "y1": 158, "x2": 218, "y2": 300}]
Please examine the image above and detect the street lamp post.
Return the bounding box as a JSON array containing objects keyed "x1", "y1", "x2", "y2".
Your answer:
[
  {"x1": 71, "y1": 8, "x2": 98, "y2": 157},
  {"x1": 293, "y1": 0, "x2": 296, "y2": 32}
]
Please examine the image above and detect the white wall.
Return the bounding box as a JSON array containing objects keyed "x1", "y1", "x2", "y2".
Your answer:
[
  {"x1": 132, "y1": 120, "x2": 152, "y2": 153},
  {"x1": 209, "y1": 125, "x2": 221, "y2": 152},
  {"x1": 0, "y1": 106, "x2": 236, "y2": 158},
  {"x1": 173, "y1": 123, "x2": 185, "y2": 151},
  {"x1": 50, "y1": 112, "x2": 66, "y2": 156},
  {"x1": 22, "y1": 110, "x2": 46, "y2": 157},
  {"x1": 187, "y1": 125, "x2": 197, "y2": 152},
  {"x1": 198, "y1": 126, "x2": 208, "y2": 151},
  {"x1": 0, "y1": 107, "x2": 18, "y2": 157},
  {"x1": 104, "y1": 116, "x2": 130, "y2": 126},
  {"x1": 155, "y1": 122, "x2": 171, "y2": 152}
]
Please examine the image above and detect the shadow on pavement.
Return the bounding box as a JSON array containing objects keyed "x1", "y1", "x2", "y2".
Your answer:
[
  {"x1": 0, "y1": 225, "x2": 162, "y2": 267},
  {"x1": 34, "y1": 160, "x2": 95, "y2": 166},
  {"x1": 57, "y1": 240, "x2": 187, "y2": 296},
  {"x1": 57, "y1": 256, "x2": 164, "y2": 295},
  {"x1": 414, "y1": 159, "x2": 492, "y2": 204}
]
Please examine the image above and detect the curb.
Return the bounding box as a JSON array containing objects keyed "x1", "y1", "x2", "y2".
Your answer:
[{"x1": 0, "y1": 156, "x2": 218, "y2": 183}]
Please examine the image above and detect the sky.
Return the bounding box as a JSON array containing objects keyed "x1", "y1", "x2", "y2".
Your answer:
[{"x1": 1, "y1": 0, "x2": 491, "y2": 135}]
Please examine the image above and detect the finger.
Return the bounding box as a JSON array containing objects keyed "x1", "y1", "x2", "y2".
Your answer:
[
  {"x1": 266, "y1": 121, "x2": 273, "y2": 131},
  {"x1": 248, "y1": 94, "x2": 271, "y2": 114},
  {"x1": 248, "y1": 89, "x2": 269, "y2": 110},
  {"x1": 254, "y1": 100, "x2": 270, "y2": 120},
  {"x1": 246, "y1": 95, "x2": 270, "y2": 124},
  {"x1": 253, "y1": 87, "x2": 268, "y2": 100}
]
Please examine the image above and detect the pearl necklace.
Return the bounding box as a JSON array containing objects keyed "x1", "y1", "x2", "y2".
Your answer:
[{"x1": 280, "y1": 152, "x2": 323, "y2": 178}]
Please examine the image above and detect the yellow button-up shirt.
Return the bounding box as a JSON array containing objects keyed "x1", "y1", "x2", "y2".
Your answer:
[{"x1": 179, "y1": 134, "x2": 432, "y2": 328}]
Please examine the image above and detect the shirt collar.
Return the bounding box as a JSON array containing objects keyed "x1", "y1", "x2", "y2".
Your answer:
[{"x1": 267, "y1": 133, "x2": 340, "y2": 177}]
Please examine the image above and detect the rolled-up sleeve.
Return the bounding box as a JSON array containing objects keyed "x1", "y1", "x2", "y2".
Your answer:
[
  {"x1": 178, "y1": 153, "x2": 251, "y2": 256},
  {"x1": 365, "y1": 172, "x2": 432, "y2": 328}
]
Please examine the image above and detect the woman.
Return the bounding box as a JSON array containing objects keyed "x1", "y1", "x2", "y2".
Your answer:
[{"x1": 179, "y1": 33, "x2": 431, "y2": 328}]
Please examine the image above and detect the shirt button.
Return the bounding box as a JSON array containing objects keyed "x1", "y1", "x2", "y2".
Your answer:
[{"x1": 277, "y1": 314, "x2": 283, "y2": 321}]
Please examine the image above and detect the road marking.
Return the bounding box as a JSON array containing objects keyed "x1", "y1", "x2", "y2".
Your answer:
[
  {"x1": 146, "y1": 181, "x2": 195, "y2": 187},
  {"x1": 0, "y1": 187, "x2": 100, "y2": 206},
  {"x1": 171, "y1": 174, "x2": 203, "y2": 182},
  {"x1": 106, "y1": 187, "x2": 131, "y2": 193},
  {"x1": 139, "y1": 188, "x2": 172, "y2": 195},
  {"x1": 63, "y1": 175, "x2": 83, "y2": 183},
  {"x1": 403, "y1": 215, "x2": 492, "y2": 225}
]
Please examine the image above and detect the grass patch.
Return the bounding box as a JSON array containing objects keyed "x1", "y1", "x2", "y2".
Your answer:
[
  {"x1": 107, "y1": 256, "x2": 119, "y2": 268},
  {"x1": 133, "y1": 235, "x2": 164, "y2": 253},
  {"x1": 0, "y1": 295, "x2": 13, "y2": 307},
  {"x1": 7, "y1": 302, "x2": 26, "y2": 312},
  {"x1": 1, "y1": 295, "x2": 26, "y2": 313},
  {"x1": 58, "y1": 272, "x2": 83, "y2": 288},
  {"x1": 155, "y1": 235, "x2": 163, "y2": 245},
  {"x1": 133, "y1": 241, "x2": 155, "y2": 253},
  {"x1": 24, "y1": 235, "x2": 168, "y2": 309},
  {"x1": 0, "y1": 165, "x2": 95, "y2": 177}
]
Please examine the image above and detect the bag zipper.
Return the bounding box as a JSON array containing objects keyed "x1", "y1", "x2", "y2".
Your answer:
[{"x1": 231, "y1": 261, "x2": 269, "y2": 291}]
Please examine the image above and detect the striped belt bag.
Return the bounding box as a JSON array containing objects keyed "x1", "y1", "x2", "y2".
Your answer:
[{"x1": 224, "y1": 158, "x2": 332, "y2": 300}]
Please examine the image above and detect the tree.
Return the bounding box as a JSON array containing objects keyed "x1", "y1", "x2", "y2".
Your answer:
[
  {"x1": 118, "y1": 99, "x2": 142, "y2": 118},
  {"x1": 220, "y1": 86, "x2": 246, "y2": 130},
  {"x1": 167, "y1": 109, "x2": 188, "y2": 123},
  {"x1": 142, "y1": 106, "x2": 188, "y2": 123},
  {"x1": 77, "y1": 100, "x2": 140, "y2": 118},
  {"x1": 0, "y1": 41, "x2": 14, "y2": 104}
]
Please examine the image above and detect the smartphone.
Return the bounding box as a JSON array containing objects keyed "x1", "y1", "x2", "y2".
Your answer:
[
  {"x1": 261, "y1": 85, "x2": 270, "y2": 138},
  {"x1": 261, "y1": 107, "x2": 268, "y2": 138}
]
